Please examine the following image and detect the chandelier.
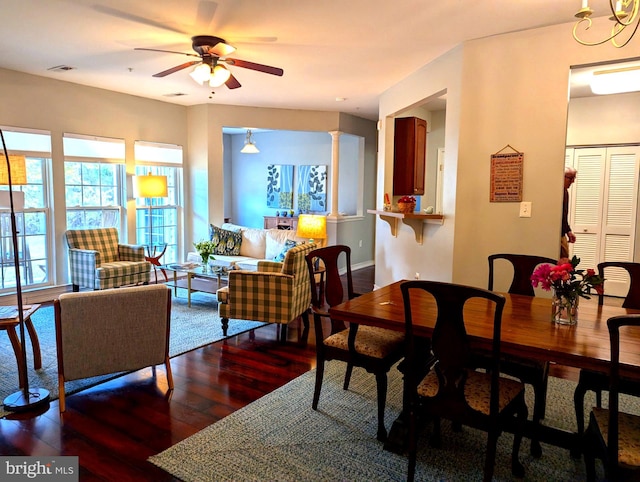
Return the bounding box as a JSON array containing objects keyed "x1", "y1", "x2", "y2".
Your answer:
[{"x1": 573, "y1": 0, "x2": 640, "y2": 47}]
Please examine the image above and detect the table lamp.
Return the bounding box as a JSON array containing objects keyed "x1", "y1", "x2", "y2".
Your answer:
[
  {"x1": 296, "y1": 214, "x2": 327, "y2": 245},
  {"x1": 134, "y1": 173, "x2": 168, "y2": 252},
  {"x1": 0, "y1": 129, "x2": 50, "y2": 411}
]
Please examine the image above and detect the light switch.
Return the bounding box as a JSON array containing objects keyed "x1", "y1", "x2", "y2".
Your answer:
[{"x1": 519, "y1": 201, "x2": 532, "y2": 218}]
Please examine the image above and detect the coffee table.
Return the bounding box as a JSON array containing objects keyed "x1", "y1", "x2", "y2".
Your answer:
[
  {"x1": 0, "y1": 304, "x2": 41, "y2": 389},
  {"x1": 161, "y1": 263, "x2": 230, "y2": 307}
]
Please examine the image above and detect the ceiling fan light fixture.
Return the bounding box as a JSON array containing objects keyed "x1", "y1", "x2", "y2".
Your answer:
[
  {"x1": 241, "y1": 129, "x2": 259, "y2": 154},
  {"x1": 189, "y1": 63, "x2": 211, "y2": 85},
  {"x1": 590, "y1": 66, "x2": 640, "y2": 94},
  {"x1": 217, "y1": 42, "x2": 237, "y2": 56},
  {"x1": 209, "y1": 65, "x2": 231, "y2": 87}
]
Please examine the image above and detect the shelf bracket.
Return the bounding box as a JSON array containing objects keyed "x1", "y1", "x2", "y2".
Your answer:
[
  {"x1": 379, "y1": 214, "x2": 399, "y2": 237},
  {"x1": 402, "y1": 218, "x2": 424, "y2": 244}
]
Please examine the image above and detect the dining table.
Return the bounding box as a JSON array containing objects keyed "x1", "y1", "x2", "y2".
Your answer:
[{"x1": 329, "y1": 280, "x2": 640, "y2": 453}]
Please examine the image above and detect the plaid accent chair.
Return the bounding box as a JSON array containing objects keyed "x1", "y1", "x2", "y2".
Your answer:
[
  {"x1": 65, "y1": 228, "x2": 151, "y2": 291},
  {"x1": 217, "y1": 242, "x2": 316, "y2": 341}
]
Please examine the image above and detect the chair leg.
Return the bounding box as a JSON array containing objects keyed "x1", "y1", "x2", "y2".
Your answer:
[
  {"x1": 165, "y1": 357, "x2": 174, "y2": 390},
  {"x1": 72, "y1": 284, "x2": 79, "y2": 292},
  {"x1": 511, "y1": 400, "x2": 527, "y2": 478},
  {"x1": 301, "y1": 310, "x2": 310, "y2": 330},
  {"x1": 312, "y1": 360, "x2": 325, "y2": 410},
  {"x1": 407, "y1": 406, "x2": 418, "y2": 482},
  {"x1": 572, "y1": 382, "x2": 588, "y2": 458},
  {"x1": 343, "y1": 363, "x2": 354, "y2": 390},
  {"x1": 375, "y1": 372, "x2": 388, "y2": 442},
  {"x1": 429, "y1": 417, "x2": 442, "y2": 448},
  {"x1": 484, "y1": 430, "x2": 499, "y2": 482},
  {"x1": 279, "y1": 324, "x2": 288, "y2": 343},
  {"x1": 595, "y1": 389, "x2": 602, "y2": 408},
  {"x1": 530, "y1": 381, "x2": 546, "y2": 458}
]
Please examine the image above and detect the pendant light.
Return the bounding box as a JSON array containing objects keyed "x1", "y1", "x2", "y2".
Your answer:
[{"x1": 241, "y1": 129, "x2": 259, "y2": 154}]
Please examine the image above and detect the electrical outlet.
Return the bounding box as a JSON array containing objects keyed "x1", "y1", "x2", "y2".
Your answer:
[
  {"x1": 519, "y1": 201, "x2": 532, "y2": 218},
  {"x1": 415, "y1": 272, "x2": 420, "y2": 279}
]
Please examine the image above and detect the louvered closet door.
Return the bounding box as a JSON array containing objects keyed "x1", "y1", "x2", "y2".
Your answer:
[{"x1": 567, "y1": 146, "x2": 639, "y2": 297}]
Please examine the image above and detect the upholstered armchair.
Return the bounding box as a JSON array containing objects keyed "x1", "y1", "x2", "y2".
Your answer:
[
  {"x1": 54, "y1": 284, "x2": 173, "y2": 412},
  {"x1": 65, "y1": 227, "x2": 151, "y2": 291},
  {"x1": 217, "y1": 242, "x2": 316, "y2": 341}
]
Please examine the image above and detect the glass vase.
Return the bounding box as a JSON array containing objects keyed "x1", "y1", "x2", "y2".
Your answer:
[
  {"x1": 201, "y1": 254, "x2": 210, "y2": 272},
  {"x1": 552, "y1": 289, "x2": 579, "y2": 325}
]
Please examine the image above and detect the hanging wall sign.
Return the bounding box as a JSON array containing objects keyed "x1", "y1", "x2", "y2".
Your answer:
[{"x1": 490, "y1": 145, "x2": 523, "y2": 202}]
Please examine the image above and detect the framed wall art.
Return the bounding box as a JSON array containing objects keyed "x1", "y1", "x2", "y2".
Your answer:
[
  {"x1": 266, "y1": 164, "x2": 294, "y2": 209},
  {"x1": 297, "y1": 164, "x2": 327, "y2": 212}
]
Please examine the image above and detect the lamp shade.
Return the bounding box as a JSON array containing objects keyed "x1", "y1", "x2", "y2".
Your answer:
[
  {"x1": 0, "y1": 155, "x2": 27, "y2": 185},
  {"x1": 296, "y1": 214, "x2": 327, "y2": 242},
  {"x1": 134, "y1": 173, "x2": 168, "y2": 198}
]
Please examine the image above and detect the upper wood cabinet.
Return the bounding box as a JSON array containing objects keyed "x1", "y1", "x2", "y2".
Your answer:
[{"x1": 393, "y1": 117, "x2": 427, "y2": 196}]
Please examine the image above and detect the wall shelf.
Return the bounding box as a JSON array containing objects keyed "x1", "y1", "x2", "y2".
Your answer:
[{"x1": 367, "y1": 209, "x2": 444, "y2": 244}]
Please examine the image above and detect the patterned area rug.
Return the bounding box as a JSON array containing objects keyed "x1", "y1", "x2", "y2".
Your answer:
[
  {"x1": 0, "y1": 289, "x2": 265, "y2": 418},
  {"x1": 150, "y1": 360, "x2": 640, "y2": 481}
]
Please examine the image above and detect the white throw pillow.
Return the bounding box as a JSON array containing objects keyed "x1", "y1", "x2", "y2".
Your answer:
[
  {"x1": 238, "y1": 228, "x2": 267, "y2": 258},
  {"x1": 265, "y1": 229, "x2": 305, "y2": 260}
]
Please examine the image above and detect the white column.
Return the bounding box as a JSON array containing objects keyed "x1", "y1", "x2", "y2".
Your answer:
[{"x1": 328, "y1": 130, "x2": 342, "y2": 217}]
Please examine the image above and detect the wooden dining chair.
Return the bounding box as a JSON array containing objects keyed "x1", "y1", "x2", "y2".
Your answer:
[
  {"x1": 574, "y1": 261, "x2": 640, "y2": 450},
  {"x1": 487, "y1": 253, "x2": 556, "y2": 457},
  {"x1": 304, "y1": 245, "x2": 404, "y2": 442},
  {"x1": 584, "y1": 314, "x2": 640, "y2": 481},
  {"x1": 401, "y1": 280, "x2": 528, "y2": 482}
]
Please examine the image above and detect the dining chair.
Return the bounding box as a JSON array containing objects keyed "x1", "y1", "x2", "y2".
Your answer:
[
  {"x1": 401, "y1": 280, "x2": 527, "y2": 482},
  {"x1": 304, "y1": 245, "x2": 404, "y2": 442},
  {"x1": 574, "y1": 261, "x2": 640, "y2": 449},
  {"x1": 487, "y1": 253, "x2": 556, "y2": 457},
  {"x1": 584, "y1": 314, "x2": 640, "y2": 481}
]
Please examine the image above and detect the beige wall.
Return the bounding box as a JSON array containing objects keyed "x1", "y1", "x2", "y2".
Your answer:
[
  {"x1": 0, "y1": 68, "x2": 377, "y2": 299},
  {"x1": 376, "y1": 21, "x2": 640, "y2": 290}
]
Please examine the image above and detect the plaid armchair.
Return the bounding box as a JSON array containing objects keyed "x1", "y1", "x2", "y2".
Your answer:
[
  {"x1": 217, "y1": 242, "x2": 316, "y2": 341},
  {"x1": 65, "y1": 227, "x2": 151, "y2": 291}
]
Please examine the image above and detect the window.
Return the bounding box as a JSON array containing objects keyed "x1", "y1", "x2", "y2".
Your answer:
[
  {"x1": 63, "y1": 134, "x2": 125, "y2": 230},
  {"x1": 0, "y1": 128, "x2": 52, "y2": 291},
  {"x1": 134, "y1": 141, "x2": 183, "y2": 264}
]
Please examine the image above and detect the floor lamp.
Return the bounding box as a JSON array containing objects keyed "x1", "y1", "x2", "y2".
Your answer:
[
  {"x1": 134, "y1": 173, "x2": 168, "y2": 281},
  {"x1": 0, "y1": 129, "x2": 50, "y2": 411}
]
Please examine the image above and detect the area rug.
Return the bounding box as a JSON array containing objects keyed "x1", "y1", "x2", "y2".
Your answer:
[
  {"x1": 0, "y1": 289, "x2": 265, "y2": 417},
  {"x1": 149, "y1": 360, "x2": 640, "y2": 481}
]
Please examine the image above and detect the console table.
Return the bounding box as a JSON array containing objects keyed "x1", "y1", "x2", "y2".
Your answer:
[{"x1": 264, "y1": 215, "x2": 298, "y2": 230}]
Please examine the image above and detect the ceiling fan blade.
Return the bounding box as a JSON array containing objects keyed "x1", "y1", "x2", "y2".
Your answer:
[
  {"x1": 135, "y1": 47, "x2": 200, "y2": 58},
  {"x1": 93, "y1": 5, "x2": 187, "y2": 34},
  {"x1": 225, "y1": 73, "x2": 242, "y2": 89},
  {"x1": 224, "y1": 58, "x2": 284, "y2": 76},
  {"x1": 194, "y1": 1, "x2": 218, "y2": 31},
  {"x1": 153, "y1": 61, "x2": 201, "y2": 78}
]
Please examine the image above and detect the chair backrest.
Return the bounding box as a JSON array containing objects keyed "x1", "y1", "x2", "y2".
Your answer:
[
  {"x1": 306, "y1": 245, "x2": 354, "y2": 308},
  {"x1": 305, "y1": 245, "x2": 355, "y2": 336},
  {"x1": 488, "y1": 253, "x2": 557, "y2": 296},
  {"x1": 598, "y1": 262, "x2": 640, "y2": 309},
  {"x1": 65, "y1": 227, "x2": 120, "y2": 263},
  {"x1": 605, "y1": 314, "x2": 640, "y2": 470},
  {"x1": 55, "y1": 284, "x2": 171, "y2": 381},
  {"x1": 401, "y1": 280, "x2": 506, "y2": 416}
]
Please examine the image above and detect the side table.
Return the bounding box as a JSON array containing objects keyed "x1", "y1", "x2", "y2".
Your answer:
[
  {"x1": 0, "y1": 304, "x2": 42, "y2": 389},
  {"x1": 146, "y1": 244, "x2": 168, "y2": 283}
]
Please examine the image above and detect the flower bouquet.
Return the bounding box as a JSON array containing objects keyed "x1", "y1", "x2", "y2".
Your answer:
[
  {"x1": 397, "y1": 195, "x2": 416, "y2": 214},
  {"x1": 530, "y1": 255, "x2": 604, "y2": 325},
  {"x1": 194, "y1": 239, "x2": 217, "y2": 272}
]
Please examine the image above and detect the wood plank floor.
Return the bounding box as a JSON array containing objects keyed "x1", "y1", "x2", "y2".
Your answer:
[
  {"x1": 0, "y1": 267, "x2": 376, "y2": 480},
  {"x1": 0, "y1": 266, "x2": 584, "y2": 480}
]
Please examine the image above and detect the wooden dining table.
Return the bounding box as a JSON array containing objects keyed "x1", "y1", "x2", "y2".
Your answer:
[{"x1": 329, "y1": 280, "x2": 640, "y2": 453}]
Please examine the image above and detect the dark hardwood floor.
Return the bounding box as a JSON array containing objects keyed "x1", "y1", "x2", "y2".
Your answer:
[{"x1": 0, "y1": 266, "x2": 375, "y2": 480}]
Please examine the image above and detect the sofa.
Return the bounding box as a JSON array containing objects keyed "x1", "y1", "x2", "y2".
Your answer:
[{"x1": 190, "y1": 222, "x2": 314, "y2": 271}]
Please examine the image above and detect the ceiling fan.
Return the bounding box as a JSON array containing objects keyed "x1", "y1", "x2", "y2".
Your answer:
[{"x1": 136, "y1": 35, "x2": 284, "y2": 89}]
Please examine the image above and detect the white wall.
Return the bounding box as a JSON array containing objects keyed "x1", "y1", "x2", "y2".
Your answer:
[{"x1": 567, "y1": 93, "x2": 640, "y2": 145}]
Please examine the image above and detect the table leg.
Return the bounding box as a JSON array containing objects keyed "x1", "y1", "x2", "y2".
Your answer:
[
  {"x1": 6, "y1": 326, "x2": 26, "y2": 389},
  {"x1": 172, "y1": 271, "x2": 178, "y2": 297},
  {"x1": 187, "y1": 273, "x2": 192, "y2": 307},
  {"x1": 24, "y1": 316, "x2": 42, "y2": 369}
]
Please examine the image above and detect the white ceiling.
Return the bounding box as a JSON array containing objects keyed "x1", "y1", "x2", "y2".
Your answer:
[{"x1": 0, "y1": 0, "x2": 625, "y2": 121}]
